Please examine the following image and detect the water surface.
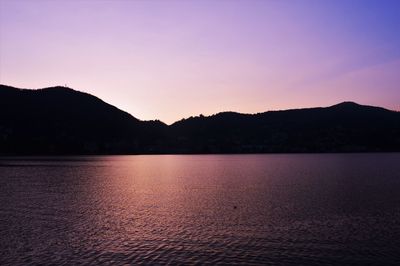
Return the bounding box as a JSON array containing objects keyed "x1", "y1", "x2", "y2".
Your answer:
[{"x1": 1, "y1": 154, "x2": 400, "y2": 265}]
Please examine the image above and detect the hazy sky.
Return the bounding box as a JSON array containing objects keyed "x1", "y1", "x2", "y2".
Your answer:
[{"x1": 1, "y1": 0, "x2": 399, "y2": 123}]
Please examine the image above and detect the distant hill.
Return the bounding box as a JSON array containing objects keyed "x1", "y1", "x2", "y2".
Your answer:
[
  {"x1": 0, "y1": 85, "x2": 167, "y2": 154},
  {"x1": 168, "y1": 102, "x2": 400, "y2": 153},
  {"x1": 1, "y1": 84, "x2": 399, "y2": 154}
]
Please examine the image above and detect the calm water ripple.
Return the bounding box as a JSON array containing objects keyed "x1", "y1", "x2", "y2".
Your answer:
[{"x1": 1, "y1": 154, "x2": 400, "y2": 265}]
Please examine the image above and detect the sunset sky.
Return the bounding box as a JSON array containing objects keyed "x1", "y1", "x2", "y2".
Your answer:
[{"x1": 1, "y1": 0, "x2": 399, "y2": 124}]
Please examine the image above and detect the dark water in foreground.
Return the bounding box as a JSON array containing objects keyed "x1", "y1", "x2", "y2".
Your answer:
[{"x1": 1, "y1": 154, "x2": 400, "y2": 265}]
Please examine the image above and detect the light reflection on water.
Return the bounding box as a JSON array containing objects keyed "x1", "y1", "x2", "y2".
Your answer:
[{"x1": 1, "y1": 154, "x2": 400, "y2": 265}]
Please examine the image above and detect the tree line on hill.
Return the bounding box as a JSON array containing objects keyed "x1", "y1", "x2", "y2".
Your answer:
[{"x1": 1, "y1": 84, "x2": 399, "y2": 155}]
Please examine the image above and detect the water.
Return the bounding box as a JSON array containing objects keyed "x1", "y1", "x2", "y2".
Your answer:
[{"x1": 1, "y1": 154, "x2": 400, "y2": 265}]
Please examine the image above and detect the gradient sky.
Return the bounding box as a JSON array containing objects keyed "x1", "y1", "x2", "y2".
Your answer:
[{"x1": 1, "y1": 0, "x2": 399, "y2": 123}]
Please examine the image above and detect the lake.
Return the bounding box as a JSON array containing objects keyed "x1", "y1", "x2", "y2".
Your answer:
[{"x1": 1, "y1": 154, "x2": 400, "y2": 265}]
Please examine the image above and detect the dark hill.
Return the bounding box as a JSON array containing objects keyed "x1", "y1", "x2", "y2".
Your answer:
[
  {"x1": 0, "y1": 85, "x2": 167, "y2": 154},
  {"x1": 168, "y1": 102, "x2": 400, "y2": 153},
  {"x1": 1, "y1": 84, "x2": 399, "y2": 154}
]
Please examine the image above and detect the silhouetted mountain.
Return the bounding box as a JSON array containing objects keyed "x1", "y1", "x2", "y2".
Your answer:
[
  {"x1": 1, "y1": 84, "x2": 399, "y2": 154},
  {"x1": 168, "y1": 101, "x2": 400, "y2": 153},
  {"x1": 0, "y1": 85, "x2": 167, "y2": 154}
]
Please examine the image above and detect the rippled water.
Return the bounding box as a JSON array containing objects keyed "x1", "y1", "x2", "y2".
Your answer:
[{"x1": 1, "y1": 154, "x2": 400, "y2": 265}]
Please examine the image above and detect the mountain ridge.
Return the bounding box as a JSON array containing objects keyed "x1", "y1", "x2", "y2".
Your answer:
[
  {"x1": 1, "y1": 84, "x2": 399, "y2": 154},
  {"x1": 1, "y1": 84, "x2": 394, "y2": 123}
]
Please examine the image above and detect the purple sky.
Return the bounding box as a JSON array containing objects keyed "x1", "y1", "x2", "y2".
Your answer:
[{"x1": 1, "y1": 0, "x2": 399, "y2": 123}]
